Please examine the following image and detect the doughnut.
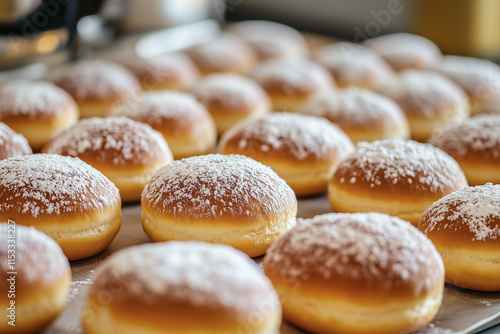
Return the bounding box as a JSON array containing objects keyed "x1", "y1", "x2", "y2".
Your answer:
[
  {"x1": 0, "y1": 123, "x2": 32, "y2": 159},
  {"x1": 418, "y1": 184, "x2": 500, "y2": 291},
  {"x1": 186, "y1": 34, "x2": 257, "y2": 75},
  {"x1": 435, "y1": 55, "x2": 500, "y2": 114},
  {"x1": 263, "y1": 212, "x2": 445, "y2": 334},
  {"x1": 121, "y1": 53, "x2": 199, "y2": 91},
  {"x1": 218, "y1": 112, "x2": 354, "y2": 196},
  {"x1": 328, "y1": 139, "x2": 468, "y2": 225},
  {"x1": 251, "y1": 58, "x2": 333, "y2": 111},
  {"x1": 0, "y1": 81, "x2": 78, "y2": 151},
  {"x1": 300, "y1": 87, "x2": 410, "y2": 143},
  {"x1": 191, "y1": 73, "x2": 270, "y2": 135},
  {"x1": 82, "y1": 241, "x2": 282, "y2": 334},
  {"x1": 0, "y1": 154, "x2": 121, "y2": 260},
  {"x1": 0, "y1": 224, "x2": 71, "y2": 333},
  {"x1": 49, "y1": 60, "x2": 140, "y2": 118},
  {"x1": 374, "y1": 70, "x2": 469, "y2": 141},
  {"x1": 111, "y1": 91, "x2": 216, "y2": 159},
  {"x1": 141, "y1": 154, "x2": 297, "y2": 257},
  {"x1": 364, "y1": 33, "x2": 441, "y2": 71},
  {"x1": 314, "y1": 42, "x2": 393, "y2": 88},
  {"x1": 42, "y1": 117, "x2": 172, "y2": 202},
  {"x1": 428, "y1": 115, "x2": 500, "y2": 185},
  {"x1": 227, "y1": 20, "x2": 308, "y2": 60}
]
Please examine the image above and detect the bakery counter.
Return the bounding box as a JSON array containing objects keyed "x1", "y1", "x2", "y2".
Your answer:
[{"x1": 43, "y1": 196, "x2": 500, "y2": 334}]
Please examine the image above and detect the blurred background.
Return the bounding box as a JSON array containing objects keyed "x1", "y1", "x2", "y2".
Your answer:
[{"x1": 0, "y1": 0, "x2": 499, "y2": 77}]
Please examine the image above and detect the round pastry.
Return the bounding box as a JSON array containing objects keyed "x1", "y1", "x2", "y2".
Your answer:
[
  {"x1": 428, "y1": 115, "x2": 500, "y2": 185},
  {"x1": 187, "y1": 34, "x2": 257, "y2": 75},
  {"x1": 374, "y1": 70, "x2": 469, "y2": 141},
  {"x1": 364, "y1": 33, "x2": 442, "y2": 71},
  {"x1": 42, "y1": 117, "x2": 172, "y2": 202},
  {"x1": 263, "y1": 212, "x2": 445, "y2": 334},
  {"x1": 0, "y1": 224, "x2": 71, "y2": 333},
  {"x1": 435, "y1": 55, "x2": 500, "y2": 114},
  {"x1": 0, "y1": 122, "x2": 32, "y2": 159},
  {"x1": 218, "y1": 113, "x2": 354, "y2": 196},
  {"x1": 328, "y1": 139, "x2": 468, "y2": 225},
  {"x1": 82, "y1": 241, "x2": 282, "y2": 334},
  {"x1": 141, "y1": 154, "x2": 297, "y2": 257},
  {"x1": 314, "y1": 42, "x2": 393, "y2": 88},
  {"x1": 121, "y1": 53, "x2": 199, "y2": 91},
  {"x1": 251, "y1": 58, "x2": 333, "y2": 111},
  {"x1": 0, "y1": 81, "x2": 78, "y2": 151},
  {"x1": 191, "y1": 73, "x2": 270, "y2": 135},
  {"x1": 300, "y1": 87, "x2": 410, "y2": 143},
  {"x1": 0, "y1": 154, "x2": 121, "y2": 260},
  {"x1": 111, "y1": 91, "x2": 216, "y2": 159},
  {"x1": 227, "y1": 20, "x2": 308, "y2": 60},
  {"x1": 418, "y1": 184, "x2": 500, "y2": 291},
  {"x1": 49, "y1": 60, "x2": 141, "y2": 118}
]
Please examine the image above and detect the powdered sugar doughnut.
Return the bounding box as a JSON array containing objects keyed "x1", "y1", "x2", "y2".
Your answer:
[
  {"x1": 365, "y1": 33, "x2": 442, "y2": 71},
  {"x1": 218, "y1": 113, "x2": 354, "y2": 196},
  {"x1": 0, "y1": 154, "x2": 121, "y2": 260},
  {"x1": 0, "y1": 122, "x2": 32, "y2": 159},
  {"x1": 0, "y1": 224, "x2": 71, "y2": 333},
  {"x1": 263, "y1": 212, "x2": 444, "y2": 334},
  {"x1": 314, "y1": 42, "x2": 393, "y2": 88},
  {"x1": 49, "y1": 60, "x2": 140, "y2": 118},
  {"x1": 429, "y1": 115, "x2": 500, "y2": 185},
  {"x1": 121, "y1": 53, "x2": 199, "y2": 91},
  {"x1": 0, "y1": 81, "x2": 78, "y2": 151},
  {"x1": 111, "y1": 91, "x2": 216, "y2": 159},
  {"x1": 141, "y1": 154, "x2": 297, "y2": 257},
  {"x1": 300, "y1": 87, "x2": 410, "y2": 143},
  {"x1": 82, "y1": 241, "x2": 282, "y2": 334},
  {"x1": 191, "y1": 73, "x2": 270, "y2": 135},
  {"x1": 418, "y1": 184, "x2": 500, "y2": 291},
  {"x1": 43, "y1": 117, "x2": 172, "y2": 202},
  {"x1": 375, "y1": 70, "x2": 469, "y2": 141},
  {"x1": 328, "y1": 139, "x2": 468, "y2": 225},
  {"x1": 187, "y1": 34, "x2": 257, "y2": 75},
  {"x1": 435, "y1": 56, "x2": 500, "y2": 114},
  {"x1": 228, "y1": 20, "x2": 308, "y2": 60},
  {"x1": 251, "y1": 58, "x2": 333, "y2": 111}
]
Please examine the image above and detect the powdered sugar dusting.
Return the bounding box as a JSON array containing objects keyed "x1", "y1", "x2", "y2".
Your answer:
[
  {"x1": 192, "y1": 73, "x2": 268, "y2": 110},
  {"x1": 0, "y1": 81, "x2": 76, "y2": 118},
  {"x1": 252, "y1": 58, "x2": 332, "y2": 94},
  {"x1": 92, "y1": 241, "x2": 279, "y2": 310},
  {"x1": 429, "y1": 115, "x2": 500, "y2": 158},
  {"x1": 0, "y1": 154, "x2": 120, "y2": 217},
  {"x1": 265, "y1": 212, "x2": 443, "y2": 292},
  {"x1": 336, "y1": 139, "x2": 466, "y2": 192},
  {"x1": 44, "y1": 117, "x2": 171, "y2": 166},
  {"x1": 421, "y1": 184, "x2": 500, "y2": 241},
  {"x1": 0, "y1": 224, "x2": 70, "y2": 283},
  {"x1": 143, "y1": 154, "x2": 296, "y2": 219},
  {"x1": 111, "y1": 91, "x2": 208, "y2": 128},
  {"x1": 221, "y1": 112, "x2": 353, "y2": 160},
  {"x1": 314, "y1": 42, "x2": 392, "y2": 86},
  {"x1": 437, "y1": 56, "x2": 500, "y2": 98},
  {"x1": 375, "y1": 71, "x2": 467, "y2": 117},
  {"x1": 49, "y1": 60, "x2": 140, "y2": 101},
  {"x1": 0, "y1": 123, "x2": 31, "y2": 158},
  {"x1": 301, "y1": 87, "x2": 406, "y2": 127}
]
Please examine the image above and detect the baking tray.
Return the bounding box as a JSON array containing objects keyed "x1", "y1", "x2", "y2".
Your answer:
[{"x1": 43, "y1": 196, "x2": 500, "y2": 334}]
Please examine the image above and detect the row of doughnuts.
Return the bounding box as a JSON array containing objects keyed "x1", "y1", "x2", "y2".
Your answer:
[{"x1": 1, "y1": 20, "x2": 500, "y2": 334}]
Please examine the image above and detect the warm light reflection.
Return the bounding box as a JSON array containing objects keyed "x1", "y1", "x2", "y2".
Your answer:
[{"x1": 36, "y1": 32, "x2": 60, "y2": 53}]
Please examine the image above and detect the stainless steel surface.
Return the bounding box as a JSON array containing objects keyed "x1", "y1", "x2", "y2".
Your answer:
[{"x1": 43, "y1": 197, "x2": 500, "y2": 334}]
